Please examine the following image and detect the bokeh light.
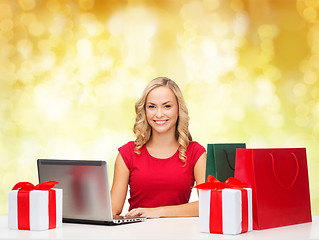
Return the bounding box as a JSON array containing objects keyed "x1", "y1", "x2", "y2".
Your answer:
[{"x1": 1, "y1": 0, "x2": 319, "y2": 215}]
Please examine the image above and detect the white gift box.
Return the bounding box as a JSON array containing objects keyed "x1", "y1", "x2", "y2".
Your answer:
[
  {"x1": 199, "y1": 188, "x2": 253, "y2": 235},
  {"x1": 8, "y1": 189, "x2": 62, "y2": 231}
]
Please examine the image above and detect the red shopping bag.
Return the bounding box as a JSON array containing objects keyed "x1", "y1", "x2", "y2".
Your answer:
[{"x1": 234, "y1": 148, "x2": 312, "y2": 230}]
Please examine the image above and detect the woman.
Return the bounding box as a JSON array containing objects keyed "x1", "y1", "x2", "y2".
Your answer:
[{"x1": 111, "y1": 77, "x2": 206, "y2": 218}]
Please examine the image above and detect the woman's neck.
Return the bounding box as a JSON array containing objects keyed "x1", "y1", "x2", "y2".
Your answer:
[
  {"x1": 149, "y1": 126, "x2": 179, "y2": 144},
  {"x1": 146, "y1": 132, "x2": 179, "y2": 158}
]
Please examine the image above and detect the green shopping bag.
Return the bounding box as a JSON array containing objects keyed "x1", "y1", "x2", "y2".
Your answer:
[{"x1": 205, "y1": 143, "x2": 246, "y2": 182}]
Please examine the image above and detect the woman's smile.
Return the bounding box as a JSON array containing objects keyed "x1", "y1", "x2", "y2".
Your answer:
[{"x1": 154, "y1": 120, "x2": 168, "y2": 125}]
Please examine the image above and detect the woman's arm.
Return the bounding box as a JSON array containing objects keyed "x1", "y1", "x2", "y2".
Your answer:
[
  {"x1": 125, "y1": 152, "x2": 207, "y2": 218},
  {"x1": 110, "y1": 153, "x2": 130, "y2": 216}
]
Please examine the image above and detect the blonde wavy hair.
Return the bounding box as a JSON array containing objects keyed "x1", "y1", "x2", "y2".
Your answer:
[{"x1": 133, "y1": 77, "x2": 192, "y2": 163}]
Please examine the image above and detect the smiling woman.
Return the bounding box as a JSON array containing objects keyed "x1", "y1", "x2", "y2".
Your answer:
[
  {"x1": 110, "y1": 77, "x2": 207, "y2": 218},
  {"x1": 133, "y1": 77, "x2": 194, "y2": 163}
]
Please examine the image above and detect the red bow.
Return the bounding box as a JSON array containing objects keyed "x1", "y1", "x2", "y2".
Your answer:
[
  {"x1": 194, "y1": 175, "x2": 248, "y2": 190},
  {"x1": 12, "y1": 181, "x2": 59, "y2": 191}
]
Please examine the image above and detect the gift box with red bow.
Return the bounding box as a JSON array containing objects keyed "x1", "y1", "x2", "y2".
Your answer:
[
  {"x1": 8, "y1": 181, "x2": 62, "y2": 231},
  {"x1": 194, "y1": 175, "x2": 253, "y2": 235}
]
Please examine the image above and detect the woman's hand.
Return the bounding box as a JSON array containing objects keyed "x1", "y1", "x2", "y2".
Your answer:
[{"x1": 125, "y1": 207, "x2": 164, "y2": 219}]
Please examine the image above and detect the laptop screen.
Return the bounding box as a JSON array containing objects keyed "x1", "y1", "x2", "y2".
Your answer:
[{"x1": 37, "y1": 159, "x2": 113, "y2": 222}]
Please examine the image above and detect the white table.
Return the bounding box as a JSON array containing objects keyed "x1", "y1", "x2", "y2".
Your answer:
[{"x1": 0, "y1": 216, "x2": 318, "y2": 239}]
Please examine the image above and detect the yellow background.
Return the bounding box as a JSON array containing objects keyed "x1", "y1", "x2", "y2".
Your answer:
[{"x1": 0, "y1": 0, "x2": 318, "y2": 215}]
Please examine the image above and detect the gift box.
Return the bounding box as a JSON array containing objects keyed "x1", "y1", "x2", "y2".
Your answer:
[
  {"x1": 195, "y1": 176, "x2": 253, "y2": 235},
  {"x1": 8, "y1": 181, "x2": 62, "y2": 231}
]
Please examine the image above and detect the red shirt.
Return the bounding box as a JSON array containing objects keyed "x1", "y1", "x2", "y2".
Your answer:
[{"x1": 118, "y1": 141, "x2": 206, "y2": 211}]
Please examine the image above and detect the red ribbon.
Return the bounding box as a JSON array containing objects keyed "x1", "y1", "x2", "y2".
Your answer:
[
  {"x1": 12, "y1": 181, "x2": 59, "y2": 230},
  {"x1": 194, "y1": 176, "x2": 249, "y2": 234}
]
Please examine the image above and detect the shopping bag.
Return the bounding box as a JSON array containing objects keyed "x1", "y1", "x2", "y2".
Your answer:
[
  {"x1": 206, "y1": 143, "x2": 246, "y2": 182},
  {"x1": 235, "y1": 148, "x2": 312, "y2": 230}
]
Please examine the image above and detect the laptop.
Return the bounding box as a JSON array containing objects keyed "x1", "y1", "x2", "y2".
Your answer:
[{"x1": 37, "y1": 159, "x2": 145, "y2": 225}]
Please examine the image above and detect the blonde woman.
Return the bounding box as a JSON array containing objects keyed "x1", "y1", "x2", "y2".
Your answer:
[{"x1": 111, "y1": 77, "x2": 206, "y2": 218}]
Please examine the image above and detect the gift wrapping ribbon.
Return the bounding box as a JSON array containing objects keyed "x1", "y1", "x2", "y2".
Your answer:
[
  {"x1": 194, "y1": 176, "x2": 249, "y2": 234},
  {"x1": 12, "y1": 181, "x2": 59, "y2": 230}
]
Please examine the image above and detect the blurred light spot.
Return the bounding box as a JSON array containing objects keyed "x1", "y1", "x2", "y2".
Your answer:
[
  {"x1": 32, "y1": 51, "x2": 56, "y2": 74},
  {"x1": 28, "y1": 21, "x2": 45, "y2": 36},
  {"x1": 255, "y1": 77, "x2": 276, "y2": 107},
  {"x1": 314, "y1": 122, "x2": 319, "y2": 138},
  {"x1": 261, "y1": 40, "x2": 273, "y2": 52},
  {"x1": 268, "y1": 114, "x2": 284, "y2": 128},
  {"x1": 49, "y1": 15, "x2": 68, "y2": 36},
  {"x1": 79, "y1": 0, "x2": 95, "y2": 11},
  {"x1": 293, "y1": 83, "x2": 307, "y2": 96},
  {"x1": 97, "y1": 39, "x2": 108, "y2": 53},
  {"x1": 180, "y1": 1, "x2": 206, "y2": 22},
  {"x1": 229, "y1": 107, "x2": 245, "y2": 121},
  {"x1": 266, "y1": 97, "x2": 281, "y2": 112},
  {"x1": 109, "y1": 7, "x2": 157, "y2": 67},
  {"x1": 201, "y1": 39, "x2": 218, "y2": 59},
  {"x1": 203, "y1": 0, "x2": 219, "y2": 10},
  {"x1": 79, "y1": 114, "x2": 99, "y2": 128},
  {"x1": 212, "y1": 21, "x2": 229, "y2": 36},
  {"x1": 258, "y1": 24, "x2": 279, "y2": 39},
  {"x1": 108, "y1": 12, "x2": 125, "y2": 36},
  {"x1": 295, "y1": 115, "x2": 309, "y2": 127},
  {"x1": 34, "y1": 85, "x2": 72, "y2": 121},
  {"x1": 37, "y1": 39, "x2": 51, "y2": 51},
  {"x1": 312, "y1": 87, "x2": 319, "y2": 98},
  {"x1": 100, "y1": 55, "x2": 114, "y2": 70},
  {"x1": 0, "y1": 19, "x2": 14, "y2": 32},
  {"x1": 0, "y1": 3, "x2": 12, "y2": 18},
  {"x1": 80, "y1": 13, "x2": 103, "y2": 36},
  {"x1": 46, "y1": 138, "x2": 83, "y2": 158},
  {"x1": 303, "y1": 7, "x2": 317, "y2": 21},
  {"x1": 305, "y1": 0, "x2": 319, "y2": 8},
  {"x1": 17, "y1": 39, "x2": 33, "y2": 58},
  {"x1": 46, "y1": 0, "x2": 61, "y2": 12},
  {"x1": 234, "y1": 67, "x2": 249, "y2": 80},
  {"x1": 264, "y1": 66, "x2": 281, "y2": 80},
  {"x1": 77, "y1": 38, "x2": 93, "y2": 58},
  {"x1": 231, "y1": 0, "x2": 244, "y2": 12},
  {"x1": 1, "y1": 29, "x2": 14, "y2": 41},
  {"x1": 19, "y1": 0, "x2": 36, "y2": 11},
  {"x1": 304, "y1": 71, "x2": 317, "y2": 84},
  {"x1": 296, "y1": 103, "x2": 310, "y2": 116},
  {"x1": 248, "y1": 136, "x2": 266, "y2": 148},
  {"x1": 224, "y1": 54, "x2": 238, "y2": 71},
  {"x1": 20, "y1": 13, "x2": 36, "y2": 26},
  {"x1": 233, "y1": 14, "x2": 249, "y2": 36},
  {"x1": 17, "y1": 61, "x2": 35, "y2": 84},
  {"x1": 18, "y1": 139, "x2": 40, "y2": 164},
  {"x1": 313, "y1": 102, "x2": 319, "y2": 118}
]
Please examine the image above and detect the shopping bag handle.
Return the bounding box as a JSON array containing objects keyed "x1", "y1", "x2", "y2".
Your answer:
[
  {"x1": 224, "y1": 150, "x2": 235, "y2": 171},
  {"x1": 269, "y1": 152, "x2": 299, "y2": 190}
]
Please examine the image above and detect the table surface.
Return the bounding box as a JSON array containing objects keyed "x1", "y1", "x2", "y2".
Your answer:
[{"x1": 0, "y1": 216, "x2": 318, "y2": 239}]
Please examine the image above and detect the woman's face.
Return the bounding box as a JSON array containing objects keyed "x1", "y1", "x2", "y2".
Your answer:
[{"x1": 145, "y1": 86, "x2": 179, "y2": 136}]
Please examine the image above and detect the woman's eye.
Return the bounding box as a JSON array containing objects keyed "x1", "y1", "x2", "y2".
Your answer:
[
  {"x1": 164, "y1": 105, "x2": 171, "y2": 108},
  {"x1": 148, "y1": 105, "x2": 155, "y2": 109}
]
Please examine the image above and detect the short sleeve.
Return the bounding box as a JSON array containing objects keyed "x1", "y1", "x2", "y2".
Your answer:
[
  {"x1": 118, "y1": 141, "x2": 136, "y2": 170},
  {"x1": 187, "y1": 142, "x2": 206, "y2": 168}
]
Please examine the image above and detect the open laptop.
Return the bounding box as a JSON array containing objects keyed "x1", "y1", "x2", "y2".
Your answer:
[{"x1": 37, "y1": 159, "x2": 145, "y2": 225}]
